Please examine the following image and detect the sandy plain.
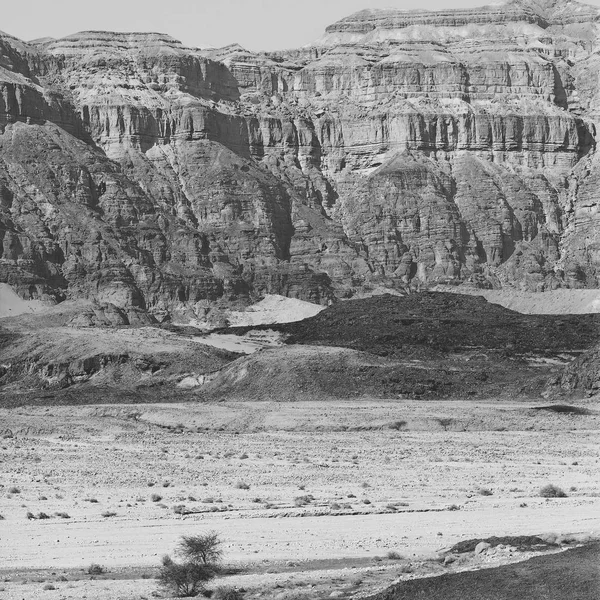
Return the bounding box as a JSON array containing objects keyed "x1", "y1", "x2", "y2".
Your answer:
[{"x1": 0, "y1": 398, "x2": 598, "y2": 599}]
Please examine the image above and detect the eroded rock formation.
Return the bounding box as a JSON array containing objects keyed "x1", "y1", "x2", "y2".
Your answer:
[{"x1": 3, "y1": 0, "x2": 600, "y2": 315}]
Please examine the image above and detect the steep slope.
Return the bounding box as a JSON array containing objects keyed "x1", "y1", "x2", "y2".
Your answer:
[{"x1": 3, "y1": 0, "x2": 600, "y2": 315}]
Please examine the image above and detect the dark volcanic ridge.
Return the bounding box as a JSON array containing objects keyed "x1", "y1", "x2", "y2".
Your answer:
[
  {"x1": 203, "y1": 292, "x2": 600, "y2": 401},
  {"x1": 4, "y1": 291, "x2": 600, "y2": 402}
]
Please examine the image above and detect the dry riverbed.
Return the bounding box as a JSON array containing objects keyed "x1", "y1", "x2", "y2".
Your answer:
[{"x1": 0, "y1": 398, "x2": 599, "y2": 599}]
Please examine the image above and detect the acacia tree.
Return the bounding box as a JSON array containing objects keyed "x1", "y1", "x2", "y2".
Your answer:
[
  {"x1": 158, "y1": 555, "x2": 216, "y2": 598},
  {"x1": 176, "y1": 531, "x2": 224, "y2": 566},
  {"x1": 158, "y1": 532, "x2": 224, "y2": 597}
]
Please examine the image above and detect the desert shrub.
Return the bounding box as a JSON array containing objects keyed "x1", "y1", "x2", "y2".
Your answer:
[
  {"x1": 294, "y1": 495, "x2": 314, "y2": 507},
  {"x1": 213, "y1": 586, "x2": 244, "y2": 600},
  {"x1": 101, "y1": 510, "x2": 117, "y2": 518},
  {"x1": 163, "y1": 481, "x2": 171, "y2": 488},
  {"x1": 85, "y1": 498, "x2": 99, "y2": 503},
  {"x1": 330, "y1": 502, "x2": 341, "y2": 510},
  {"x1": 159, "y1": 555, "x2": 215, "y2": 597},
  {"x1": 0, "y1": 514, "x2": 4, "y2": 520},
  {"x1": 239, "y1": 453, "x2": 249, "y2": 460},
  {"x1": 539, "y1": 484, "x2": 567, "y2": 498},
  {"x1": 235, "y1": 481, "x2": 250, "y2": 490},
  {"x1": 176, "y1": 531, "x2": 223, "y2": 566},
  {"x1": 202, "y1": 497, "x2": 215, "y2": 504},
  {"x1": 55, "y1": 512, "x2": 70, "y2": 519},
  {"x1": 447, "y1": 504, "x2": 461, "y2": 511},
  {"x1": 362, "y1": 499, "x2": 371, "y2": 505},
  {"x1": 151, "y1": 494, "x2": 163, "y2": 502},
  {"x1": 26, "y1": 511, "x2": 35, "y2": 520},
  {"x1": 8, "y1": 486, "x2": 20, "y2": 494},
  {"x1": 386, "y1": 551, "x2": 403, "y2": 560},
  {"x1": 388, "y1": 420, "x2": 407, "y2": 431},
  {"x1": 87, "y1": 563, "x2": 104, "y2": 575},
  {"x1": 37, "y1": 512, "x2": 51, "y2": 519},
  {"x1": 43, "y1": 583, "x2": 56, "y2": 590},
  {"x1": 360, "y1": 482, "x2": 370, "y2": 489},
  {"x1": 478, "y1": 488, "x2": 493, "y2": 496}
]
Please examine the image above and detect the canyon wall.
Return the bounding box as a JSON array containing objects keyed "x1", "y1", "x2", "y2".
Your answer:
[{"x1": 3, "y1": 0, "x2": 600, "y2": 314}]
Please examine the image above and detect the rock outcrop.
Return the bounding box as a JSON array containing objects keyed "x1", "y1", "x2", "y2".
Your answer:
[{"x1": 3, "y1": 0, "x2": 600, "y2": 315}]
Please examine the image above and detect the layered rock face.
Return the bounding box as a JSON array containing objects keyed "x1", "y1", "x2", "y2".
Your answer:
[{"x1": 3, "y1": 0, "x2": 600, "y2": 315}]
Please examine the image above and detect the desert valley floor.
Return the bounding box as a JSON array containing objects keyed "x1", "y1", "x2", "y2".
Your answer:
[{"x1": 0, "y1": 396, "x2": 598, "y2": 599}]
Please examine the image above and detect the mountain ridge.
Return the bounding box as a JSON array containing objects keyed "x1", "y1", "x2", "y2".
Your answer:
[{"x1": 2, "y1": 0, "x2": 600, "y2": 317}]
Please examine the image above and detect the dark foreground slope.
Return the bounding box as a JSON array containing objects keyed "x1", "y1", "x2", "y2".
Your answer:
[{"x1": 366, "y1": 543, "x2": 600, "y2": 600}]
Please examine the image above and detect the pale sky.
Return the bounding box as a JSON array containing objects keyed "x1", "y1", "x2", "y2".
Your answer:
[{"x1": 5, "y1": 0, "x2": 600, "y2": 51}]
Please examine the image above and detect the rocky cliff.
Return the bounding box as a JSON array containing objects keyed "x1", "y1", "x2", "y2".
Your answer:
[{"x1": 3, "y1": 0, "x2": 600, "y2": 316}]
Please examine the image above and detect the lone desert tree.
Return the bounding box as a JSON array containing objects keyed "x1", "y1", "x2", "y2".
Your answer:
[
  {"x1": 159, "y1": 555, "x2": 216, "y2": 597},
  {"x1": 159, "y1": 531, "x2": 224, "y2": 597},
  {"x1": 177, "y1": 531, "x2": 224, "y2": 565}
]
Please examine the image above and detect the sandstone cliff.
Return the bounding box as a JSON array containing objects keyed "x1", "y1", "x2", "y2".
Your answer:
[{"x1": 3, "y1": 0, "x2": 600, "y2": 315}]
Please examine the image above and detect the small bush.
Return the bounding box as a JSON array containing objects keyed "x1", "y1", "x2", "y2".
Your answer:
[
  {"x1": 8, "y1": 486, "x2": 20, "y2": 494},
  {"x1": 213, "y1": 586, "x2": 244, "y2": 600},
  {"x1": 85, "y1": 498, "x2": 99, "y2": 503},
  {"x1": 37, "y1": 512, "x2": 51, "y2": 520},
  {"x1": 87, "y1": 563, "x2": 104, "y2": 575},
  {"x1": 235, "y1": 481, "x2": 250, "y2": 490},
  {"x1": 478, "y1": 488, "x2": 493, "y2": 496},
  {"x1": 386, "y1": 551, "x2": 403, "y2": 560},
  {"x1": 294, "y1": 495, "x2": 314, "y2": 507},
  {"x1": 101, "y1": 511, "x2": 117, "y2": 518},
  {"x1": 151, "y1": 494, "x2": 163, "y2": 502},
  {"x1": 55, "y1": 512, "x2": 70, "y2": 519},
  {"x1": 26, "y1": 511, "x2": 35, "y2": 520},
  {"x1": 43, "y1": 583, "x2": 56, "y2": 590},
  {"x1": 539, "y1": 484, "x2": 567, "y2": 498}
]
